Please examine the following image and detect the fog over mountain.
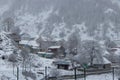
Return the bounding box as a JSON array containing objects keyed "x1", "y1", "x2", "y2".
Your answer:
[{"x1": 0, "y1": 0, "x2": 120, "y2": 41}]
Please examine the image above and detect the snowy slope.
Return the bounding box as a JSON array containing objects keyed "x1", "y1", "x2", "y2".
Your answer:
[
  {"x1": 0, "y1": 31, "x2": 18, "y2": 53},
  {"x1": 1, "y1": 0, "x2": 120, "y2": 41}
]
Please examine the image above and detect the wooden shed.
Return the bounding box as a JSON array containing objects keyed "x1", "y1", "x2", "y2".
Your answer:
[
  {"x1": 53, "y1": 60, "x2": 70, "y2": 70},
  {"x1": 48, "y1": 46, "x2": 65, "y2": 57}
]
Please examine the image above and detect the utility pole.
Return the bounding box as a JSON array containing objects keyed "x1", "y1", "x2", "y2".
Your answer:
[
  {"x1": 45, "y1": 66, "x2": 47, "y2": 80},
  {"x1": 74, "y1": 67, "x2": 77, "y2": 80},
  {"x1": 113, "y1": 67, "x2": 114, "y2": 80},
  {"x1": 84, "y1": 68, "x2": 86, "y2": 80},
  {"x1": 17, "y1": 67, "x2": 19, "y2": 80}
]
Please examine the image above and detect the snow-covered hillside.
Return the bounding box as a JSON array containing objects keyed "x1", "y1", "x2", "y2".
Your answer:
[
  {"x1": 1, "y1": 0, "x2": 120, "y2": 41},
  {"x1": 0, "y1": 31, "x2": 55, "y2": 80}
]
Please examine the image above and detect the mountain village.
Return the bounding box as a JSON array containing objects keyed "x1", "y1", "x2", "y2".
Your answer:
[
  {"x1": 1, "y1": 0, "x2": 120, "y2": 80},
  {"x1": 0, "y1": 23, "x2": 119, "y2": 80}
]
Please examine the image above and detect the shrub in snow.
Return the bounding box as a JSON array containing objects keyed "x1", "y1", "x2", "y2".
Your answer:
[
  {"x1": 22, "y1": 71, "x2": 36, "y2": 80},
  {"x1": 32, "y1": 63, "x2": 42, "y2": 68},
  {"x1": 2, "y1": 55, "x2": 8, "y2": 60},
  {"x1": 1, "y1": 75, "x2": 10, "y2": 80},
  {"x1": 115, "y1": 69, "x2": 120, "y2": 79},
  {"x1": 8, "y1": 53, "x2": 17, "y2": 62},
  {"x1": 50, "y1": 68, "x2": 61, "y2": 78}
]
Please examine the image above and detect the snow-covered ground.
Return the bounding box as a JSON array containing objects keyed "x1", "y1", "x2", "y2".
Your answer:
[
  {"x1": 0, "y1": 55, "x2": 55, "y2": 80},
  {"x1": 0, "y1": 31, "x2": 118, "y2": 80},
  {"x1": 69, "y1": 73, "x2": 118, "y2": 80}
]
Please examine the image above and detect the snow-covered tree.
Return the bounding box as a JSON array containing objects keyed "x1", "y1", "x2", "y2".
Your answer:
[
  {"x1": 10, "y1": 26, "x2": 21, "y2": 35},
  {"x1": 67, "y1": 31, "x2": 81, "y2": 55},
  {"x1": 36, "y1": 35, "x2": 43, "y2": 49},
  {"x1": 1, "y1": 75, "x2": 10, "y2": 80},
  {"x1": 3, "y1": 17, "x2": 21, "y2": 35},
  {"x1": 104, "y1": 38, "x2": 117, "y2": 49},
  {"x1": 104, "y1": 38, "x2": 117, "y2": 62},
  {"x1": 73, "y1": 40, "x2": 103, "y2": 66}
]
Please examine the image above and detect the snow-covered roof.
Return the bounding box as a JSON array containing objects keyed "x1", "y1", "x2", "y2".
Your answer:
[
  {"x1": 53, "y1": 60, "x2": 71, "y2": 65},
  {"x1": 19, "y1": 40, "x2": 39, "y2": 47},
  {"x1": 114, "y1": 48, "x2": 120, "y2": 55},
  {"x1": 37, "y1": 52, "x2": 45, "y2": 54},
  {"x1": 38, "y1": 52, "x2": 54, "y2": 55},
  {"x1": 45, "y1": 52, "x2": 54, "y2": 55},
  {"x1": 104, "y1": 50, "x2": 110, "y2": 55},
  {"x1": 49, "y1": 46, "x2": 61, "y2": 49},
  {"x1": 93, "y1": 57, "x2": 111, "y2": 64},
  {"x1": 103, "y1": 57, "x2": 111, "y2": 64}
]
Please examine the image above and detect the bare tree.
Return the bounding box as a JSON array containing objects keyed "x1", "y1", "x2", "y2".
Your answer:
[
  {"x1": 8, "y1": 53, "x2": 18, "y2": 75},
  {"x1": 10, "y1": 26, "x2": 21, "y2": 35},
  {"x1": 20, "y1": 47, "x2": 30, "y2": 71},
  {"x1": 3, "y1": 17, "x2": 14, "y2": 32},
  {"x1": 104, "y1": 38, "x2": 117, "y2": 49}
]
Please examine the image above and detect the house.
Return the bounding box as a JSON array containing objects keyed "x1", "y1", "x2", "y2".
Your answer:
[
  {"x1": 19, "y1": 40, "x2": 39, "y2": 47},
  {"x1": 20, "y1": 33, "x2": 32, "y2": 40},
  {"x1": 18, "y1": 44, "x2": 32, "y2": 54},
  {"x1": 37, "y1": 52, "x2": 54, "y2": 59},
  {"x1": 48, "y1": 46, "x2": 65, "y2": 57},
  {"x1": 19, "y1": 40, "x2": 40, "y2": 53},
  {"x1": 19, "y1": 44, "x2": 42, "y2": 54},
  {"x1": 53, "y1": 60, "x2": 71, "y2": 70},
  {"x1": 36, "y1": 40, "x2": 58, "y2": 51},
  {"x1": 93, "y1": 57, "x2": 111, "y2": 69},
  {"x1": 107, "y1": 48, "x2": 118, "y2": 53}
]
